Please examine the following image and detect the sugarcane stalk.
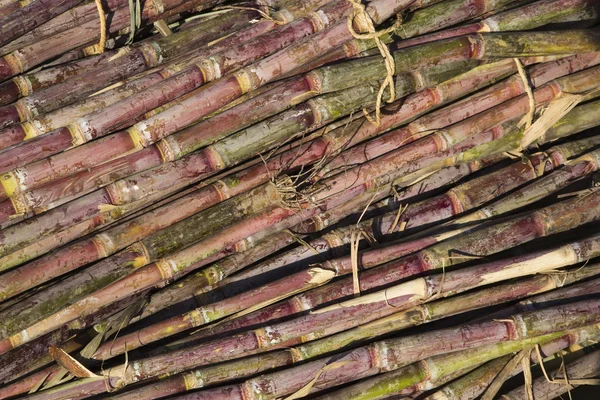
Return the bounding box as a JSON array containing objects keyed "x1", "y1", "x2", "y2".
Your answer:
[
  {"x1": 170, "y1": 301, "x2": 600, "y2": 400},
  {"x1": 0, "y1": 172, "x2": 372, "y2": 349},
  {"x1": 89, "y1": 220, "x2": 600, "y2": 359},
  {"x1": 454, "y1": 148, "x2": 600, "y2": 224},
  {"x1": 0, "y1": 61, "x2": 475, "y2": 232},
  {"x1": 382, "y1": 98, "x2": 600, "y2": 222},
  {"x1": 0, "y1": 289, "x2": 147, "y2": 385},
  {"x1": 26, "y1": 250, "x2": 600, "y2": 399},
  {"x1": 395, "y1": 0, "x2": 523, "y2": 39},
  {"x1": 0, "y1": 0, "x2": 352, "y2": 158},
  {"x1": 130, "y1": 38, "x2": 600, "y2": 191},
  {"x1": 542, "y1": 98, "x2": 600, "y2": 143},
  {"x1": 5, "y1": 59, "x2": 469, "y2": 200},
  {"x1": 95, "y1": 184, "x2": 392, "y2": 334},
  {"x1": 185, "y1": 122, "x2": 599, "y2": 286},
  {"x1": 395, "y1": 0, "x2": 597, "y2": 49},
  {"x1": 107, "y1": 265, "x2": 600, "y2": 399},
  {"x1": 0, "y1": 0, "x2": 331, "y2": 123},
  {"x1": 323, "y1": 330, "x2": 596, "y2": 400},
  {"x1": 0, "y1": 0, "x2": 87, "y2": 47},
  {"x1": 0, "y1": 0, "x2": 18, "y2": 18},
  {"x1": 92, "y1": 266, "x2": 337, "y2": 358},
  {"x1": 383, "y1": 365, "x2": 486, "y2": 399},
  {"x1": 1, "y1": 328, "x2": 92, "y2": 385},
  {"x1": 484, "y1": 275, "x2": 600, "y2": 323},
  {"x1": 502, "y1": 348, "x2": 600, "y2": 399},
  {"x1": 0, "y1": 133, "x2": 330, "y2": 333},
  {"x1": 362, "y1": 134, "x2": 600, "y2": 236},
  {"x1": 383, "y1": 97, "x2": 600, "y2": 204},
  {"x1": 16, "y1": 0, "x2": 564, "y2": 180},
  {"x1": 0, "y1": 181, "x2": 286, "y2": 331},
  {"x1": 0, "y1": 0, "x2": 200, "y2": 55},
  {"x1": 0, "y1": 9, "x2": 258, "y2": 108},
  {"x1": 0, "y1": 234, "x2": 304, "y2": 396},
  {"x1": 0, "y1": 168, "x2": 398, "y2": 353},
  {"x1": 172, "y1": 231, "x2": 600, "y2": 349},
  {"x1": 314, "y1": 52, "x2": 600, "y2": 181},
  {"x1": 167, "y1": 186, "x2": 600, "y2": 347},
  {"x1": 133, "y1": 230, "x2": 302, "y2": 322},
  {"x1": 0, "y1": 0, "x2": 225, "y2": 82},
  {"x1": 309, "y1": 63, "x2": 600, "y2": 204}
]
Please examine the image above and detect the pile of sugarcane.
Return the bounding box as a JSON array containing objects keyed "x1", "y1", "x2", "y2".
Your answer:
[{"x1": 1, "y1": 0, "x2": 600, "y2": 398}]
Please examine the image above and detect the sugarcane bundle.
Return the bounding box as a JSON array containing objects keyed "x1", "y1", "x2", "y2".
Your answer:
[{"x1": 1, "y1": 0, "x2": 600, "y2": 398}]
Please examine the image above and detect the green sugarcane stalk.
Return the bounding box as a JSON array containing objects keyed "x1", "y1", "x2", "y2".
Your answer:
[
  {"x1": 428, "y1": 279, "x2": 600, "y2": 399},
  {"x1": 537, "y1": 96, "x2": 600, "y2": 143},
  {"x1": 395, "y1": 0, "x2": 597, "y2": 49},
  {"x1": 395, "y1": 0, "x2": 527, "y2": 39},
  {"x1": 171, "y1": 301, "x2": 600, "y2": 400},
  {"x1": 314, "y1": 322, "x2": 600, "y2": 399},
  {"x1": 428, "y1": 356, "x2": 515, "y2": 400},
  {"x1": 387, "y1": 96, "x2": 600, "y2": 194},
  {"x1": 312, "y1": 51, "x2": 600, "y2": 180}
]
